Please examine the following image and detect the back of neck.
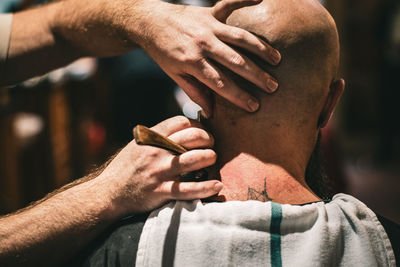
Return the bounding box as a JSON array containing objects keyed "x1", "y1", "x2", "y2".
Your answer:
[{"x1": 206, "y1": 103, "x2": 321, "y2": 204}]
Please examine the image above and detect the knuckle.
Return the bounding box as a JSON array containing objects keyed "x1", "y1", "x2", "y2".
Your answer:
[
  {"x1": 237, "y1": 91, "x2": 250, "y2": 102},
  {"x1": 207, "y1": 150, "x2": 217, "y2": 163},
  {"x1": 142, "y1": 146, "x2": 160, "y2": 160},
  {"x1": 195, "y1": 131, "x2": 213, "y2": 147},
  {"x1": 198, "y1": 183, "x2": 207, "y2": 193},
  {"x1": 184, "y1": 155, "x2": 197, "y2": 167},
  {"x1": 180, "y1": 184, "x2": 191, "y2": 194},
  {"x1": 194, "y1": 32, "x2": 211, "y2": 50},
  {"x1": 194, "y1": 58, "x2": 207, "y2": 70},
  {"x1": 201, "y1": 66, "x2": 218, "y2": 81},
  {"x1": 177, "y1": 49, "x2": 200, "y2": 66},
  {"x1": 173, "y1": 115, "x2": 191, "y2": 128},
  {"x1": 147, "y1": 166, "x2": 163, "y2": 179},
  {"x1": 179, "y1": 53, "x2": 196, "y2": 65},
  {"x1": 215, "y1": 78, "x2": 226, "y2": 91},
  {"x1": 230, "y1": 54, "x2": 245, "y2": 67},
  {"x1": 257, "y1": 69, "x2": 268, "y2": 82},
  {"x1": 187, "y1": 55, "x2": 206, "y2": 69},
  {"x1": 147, "y1": 150, "x2": 159, "y2": 160},
  {"x1": 232, "y1": 29, "x2": 247, "y2": 42},
  {"x1": 198, "y1": 150, "x2": 216, "y2": 163},
  {"x1": 190, "y1": 128, "x2": 206, "y2": 141},
  {"x1": 147, "y1": 164, "x2": 163, "y2": 176},
  {"x1": 259, "y1": 43, "x2": 269, "y2": 53},
  {"x1": 159, "y1": 183, "x2": 170, "y2": 194}
]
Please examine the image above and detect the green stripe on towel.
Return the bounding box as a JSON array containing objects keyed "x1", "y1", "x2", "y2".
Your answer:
[{"x1": 270, "y1": 202, "x2": 282, "y2": 267}]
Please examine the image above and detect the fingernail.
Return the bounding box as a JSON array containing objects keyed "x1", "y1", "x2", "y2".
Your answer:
[
  {"x1": 214, "y1": 182, "x2": 223, "y2": 191},
  {"x1": 271, "y1": 50, "x2": 281, "y2": 65},
  {"x1": 247, "y1": 99, "x2": 260, "y2": 112},
  {"x1": 266, "y1": 78, "x2": 278, "y2": 93}
]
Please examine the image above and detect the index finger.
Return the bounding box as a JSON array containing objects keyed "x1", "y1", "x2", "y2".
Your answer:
[
  {"x1": 216, "y1": 24, "x2": 281, "y2": 66},
  {"x1": 150, "y1": 116, "x2": 204, "y2": 137}
]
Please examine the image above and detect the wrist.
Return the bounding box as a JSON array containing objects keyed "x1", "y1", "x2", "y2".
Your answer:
[
  {"x1": 88, "y1": 173, "x2": 130, "y2": 221},
  {"x1": 128, "y1": 0, "x2": 183, "y2": 50},
  {"x1": 126, "y1": 0, "x2": 160, "y2": 48}
]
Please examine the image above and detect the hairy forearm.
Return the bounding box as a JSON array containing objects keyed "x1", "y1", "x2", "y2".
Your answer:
[
  {"x1": 50, "y1": 0, "x2": 149, "y2": 56},
  {"x1": 0, "y1": 173, "x2": 118, "y2": 266},
  {"x1": 3, "y1": 0, "x2": 156, "y2": 86},
  {"x1": 0, "y1": 116, "x2": 224, "y2": 266}
]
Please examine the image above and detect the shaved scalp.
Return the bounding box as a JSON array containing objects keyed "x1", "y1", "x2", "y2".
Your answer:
[{"x1": 215, "y1": 0, "x2": 340, "y2": 129}]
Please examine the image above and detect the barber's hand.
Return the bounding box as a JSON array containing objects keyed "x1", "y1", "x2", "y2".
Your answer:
[
  {"x1": 98, "y1": 116, "x2": 221, "y2": 216},
  {"x1": 137, "y1": 0, "x2": 281, "y2": 116},
  {"x1": 54, "y1": 0, "x2": 279, "y2": 115}
]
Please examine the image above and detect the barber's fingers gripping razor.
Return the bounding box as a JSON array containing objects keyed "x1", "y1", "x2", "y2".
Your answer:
[{"x1": 133, "y1": 125, "x2": 208, "y2": 181}]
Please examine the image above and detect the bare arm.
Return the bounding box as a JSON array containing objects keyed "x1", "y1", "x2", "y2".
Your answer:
[
  {"x1": 4, "y1": 0, "x2": 136, "y2": 85},
  {"x1": 0, "y1": 116, "x2": 222, "y2": 266},
  {"x1": 3, "y1": 0, "x2": 281, "y2": 115},
  {"x1": 0, "y1": 175, "x2": 115, "y2": 266}
]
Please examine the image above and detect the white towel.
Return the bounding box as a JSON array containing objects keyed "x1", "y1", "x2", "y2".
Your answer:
[{"x1": 136, "y1": 194, "x2": 396, "y2": 267}]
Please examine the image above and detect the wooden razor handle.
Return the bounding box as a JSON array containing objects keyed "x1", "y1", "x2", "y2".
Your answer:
[
  {"x1": 133, "y1": 125, "x2": 187, "y2": 155},
  {"x1": 133, "y1": 124, "x2": 208, "y2": 180}
]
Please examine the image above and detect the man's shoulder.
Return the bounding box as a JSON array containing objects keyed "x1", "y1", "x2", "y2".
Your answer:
[{"x1": 331, "y1": 194, "x2": 399, "y2": 266}]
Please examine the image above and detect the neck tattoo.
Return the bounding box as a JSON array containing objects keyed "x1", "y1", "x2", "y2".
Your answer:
[{"x1": 247, "y1": 179, "x2": 272, "y2": 202}]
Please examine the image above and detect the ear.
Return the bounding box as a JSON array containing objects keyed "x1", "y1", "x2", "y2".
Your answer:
[{"x1": 318, "y1": 78, "x2": 345, "y2": 128}]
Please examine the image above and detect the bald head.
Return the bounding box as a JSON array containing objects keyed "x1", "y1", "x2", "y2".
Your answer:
[
  {"x1": 214, "y1": 0, "x2": 340, "y2": 130},
  {"x1": 209, "y1": 1, "x2": 344, "y2": 201}
]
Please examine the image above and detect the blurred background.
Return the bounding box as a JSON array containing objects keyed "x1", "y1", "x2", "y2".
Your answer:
[{"x1": 0, "y1": 0, "x2": 399, "y2": 223}]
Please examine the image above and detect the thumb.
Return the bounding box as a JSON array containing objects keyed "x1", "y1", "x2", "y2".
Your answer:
[{"x1": 211, "y1": 0, "x2": 262, "y2": 22}]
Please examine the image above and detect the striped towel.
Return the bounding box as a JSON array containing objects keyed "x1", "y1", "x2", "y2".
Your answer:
[{"x1": 136, "y1": 194, "x2": 395, "y2": 267}]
